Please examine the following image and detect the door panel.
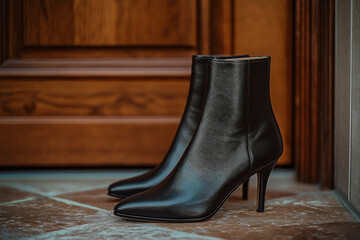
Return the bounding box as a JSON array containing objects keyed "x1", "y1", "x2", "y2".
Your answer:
[
  {"x1": 23, "y1": 0, "x2": 197, "y2": 47},
  {"x1": 0, "y1": 78, "x2": 189, "y2": 116},
  {"x1": 0, "y1": 118, "x2": 180, "y2": 166},
  {"x1": 0, "y1": 0, "x2": 293, "y2": 166}
]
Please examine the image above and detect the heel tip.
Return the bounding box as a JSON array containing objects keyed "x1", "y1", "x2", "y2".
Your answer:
[{"x1": 256, "y1": 209, "x2": 264, "y2": 212}]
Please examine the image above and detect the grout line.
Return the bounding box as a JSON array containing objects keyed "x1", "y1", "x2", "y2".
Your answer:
[
  {"x1": 0, "y1": 182, "x2": 110, "y2": 204},
  {"x1": 17, "y1": 191, "x2": 345, "y2": 240},
  {"x1": 145, "y1": 226, "x2": 223, "y2": 240},
  {"x1": 16, "y1": 221, "x2": 223, "y2": 240},
  {"x1": 2, "y1": 182, "x2": 339, "y2": 239},
  {"x1": 334, "y1": 190, "x2": 360, "y2": 222},
  {"x1": 47, "y1": 197, "x2": 223, "y2": 239},
  {"x1": 0, "y1": 196, "x2": 44, "y2": 206},
  {"x1": 50, "y1": 196, "x2": 110, "y2": 213},
  {"x1": 2, "y1": 181, "x2": 221, "y2": 239},
  {"x1": 0, "y1": 182, "x2": 46, "y2": 195},
  {"x1": 38, "y1": 185, "x2": 111, "y2": 197},
  {"x1": 16, "y1": 223, "x2": 97, "y2": 240},
  {"x1": 0, "y1": 170, "x2": 147, "y2": 180},
  {"x1": 38, "y1": 196, "x2": 223, "y2": 239},
  {"x1": 0, "y1": 184, "x2": 113, "y2": 217}
]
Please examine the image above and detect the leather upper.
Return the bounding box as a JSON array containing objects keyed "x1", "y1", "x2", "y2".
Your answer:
[
  {"x1": 114, "y1": 57, "x2": 283, "y2": 221},
  {"x1": 108, "y1": 55, "x2": 248, "y2": 198}
]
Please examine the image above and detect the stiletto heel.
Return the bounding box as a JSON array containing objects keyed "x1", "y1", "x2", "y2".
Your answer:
[
  {"x1": 256, "y1": 162, "x2": 276, "y2": 212},
  {"x1": 242, "y1": 179, "x2": 249, "y2": 200}
]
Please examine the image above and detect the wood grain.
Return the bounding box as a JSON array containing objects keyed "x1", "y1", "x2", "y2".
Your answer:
[
  {"x1": 198, "y1": 0, "x2": 211, "y2": 54},
  {"x1": 294, "y1": 0, "x2": 317, "y2": 183},
  {"x1": 8, "y1": 0, "x2": 23, "y2": 58},
  {"x1": 23, "y1": 0, "x2": 197, "y2": 47},
  {"x1": 0, "y1": 78, "x2": 189, "y2": 116},
  {"x1": 23, "y1": 0, "x2": 74, "y2": 46},
  {"x1": 233, "y1": 0, "x2": 293, "y2": 165},
  {"x1": 1, "y1": 0, "x2": 299, "y2": 168},
  {"x1": 1, "y1": 58, "x2": 192, "y2": 69},
  {"x1": 294, "y1": 0, "x2": 334, "y2": 188},
  {"x1": 0, "y1": 0, "x2": 5, "y2": 65},
  {"x1": 0, "y1": 117, "x2": 180, "y2": 167},
  {"x1": 0, "y1": 58, "x2": 192, "y2": 77},
  {"x1": 209, "y1": 0, "x2": 234, "y2": 54},
  {"x1": 16, "y1": 47, "x2": 198, "y2": 59},
  {"x1": 319, "y1": 0, "x2": 334, "y2": 190}
]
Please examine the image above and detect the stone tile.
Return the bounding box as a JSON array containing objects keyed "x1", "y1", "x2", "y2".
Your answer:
[
  {"x1": 28, "y1": 216, "x2": 218, "y2": 240},
  {"x1": 251, "y1": 170, "x2": 320, "y2": 193},
  {"x1": 57, "y1": 181, "x2": 297, "y2": 212},
  {"x1": 59, "y1": 188, "x2": 119, "y2": 211},
  {"x1": 220, "y1": 170, "x2": 319, "y2": 209},
  {"x1": 0, "y1": 197, "x2": 105, "y2": 239},
  {"x1": 0, "y1": 170, "x2": 358, "y2": 239},
  {"x1": 57, "y1": 184, "x2": 297, "y2": 215},
  {"x1": 222, "y1": 184, "x2": 298, "y2": 209},
  {"x1": 0, "y1": 187, "x2": 40, "y2": 204},
  {"x1": 266, "y1": 176, "x2": 320, "y2": 194},
  {"x1": 0, "y1": 179, "x2": 113, "y2": 196},
  {"x1": 155, "y1": 192, "x2": 360, "y2": 239}
]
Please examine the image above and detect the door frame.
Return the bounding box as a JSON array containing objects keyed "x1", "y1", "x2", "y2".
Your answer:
[{"x1": 293, "y1": 0, "x2": 335, "y2": 189}]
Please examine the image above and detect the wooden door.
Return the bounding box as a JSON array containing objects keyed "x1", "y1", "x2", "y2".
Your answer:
[
  {"x1": 0, "y1": 0, "x2": 293, "y2": 167},
  {"x1": 233, "y1": 0, "x2": 293, "y2": 165}
]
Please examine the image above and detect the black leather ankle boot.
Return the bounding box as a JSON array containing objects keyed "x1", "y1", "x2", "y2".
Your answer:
[
  {"x1": 114, "y1": 56, "x2": 283, "y2": 222},
  {"x1": 108, "y1": 55, "x2": 249, "y2": 199}
]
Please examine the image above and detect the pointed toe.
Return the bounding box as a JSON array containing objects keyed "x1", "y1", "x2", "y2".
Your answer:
[
  {"x1": 108, "y1": 189, "x2": 129, "y2": 198},
  {"x1": 107, "y1": 182, "x2": 129, "y2": 198},
  {"x1": 113, "y1": 196, "x2": 159, "y2": 221},
  {"x1": 108, "y1": 182, "x2": 145, "y2": 198},
  {"x1": 113, "y1": 200, "x2": 133, "y2": 217}
]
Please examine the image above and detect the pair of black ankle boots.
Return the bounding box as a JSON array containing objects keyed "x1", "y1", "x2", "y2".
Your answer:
[{"x1": 108, "y1": 55, "x2": 283, "y2": 222}]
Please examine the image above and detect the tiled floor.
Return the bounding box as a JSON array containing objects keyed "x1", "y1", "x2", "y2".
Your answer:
[{"x1": 0, "y1": 169, "x2": 359, "y2": 240}]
